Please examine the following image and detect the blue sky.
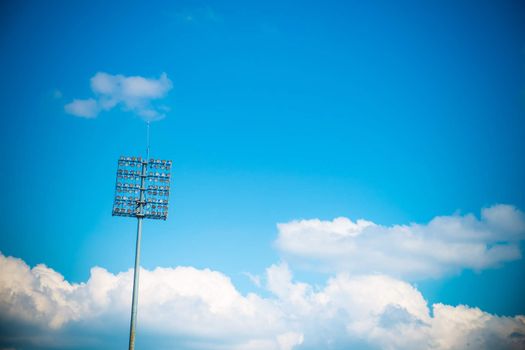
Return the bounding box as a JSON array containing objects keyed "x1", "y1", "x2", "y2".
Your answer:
[{"x1": 1, "y1": 1, "x2": 525, "y2": 349}]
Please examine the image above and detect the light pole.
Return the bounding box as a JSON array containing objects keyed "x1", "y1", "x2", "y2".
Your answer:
[{"x1": 112, "y1": 155, "x2": 172, "y2": 350}]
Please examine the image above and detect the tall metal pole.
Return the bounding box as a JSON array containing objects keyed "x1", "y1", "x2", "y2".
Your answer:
[{"x1": 129, "y1": 159, "x2": 147, "y2": 350}]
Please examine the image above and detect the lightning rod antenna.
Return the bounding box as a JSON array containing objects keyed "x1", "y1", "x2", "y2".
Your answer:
[{"x1": 146, "y1": 121, "x2": 150, "y2": 160}]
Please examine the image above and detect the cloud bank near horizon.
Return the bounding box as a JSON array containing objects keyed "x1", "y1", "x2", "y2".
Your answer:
[
  {"x1": 276, "y1": 204, "x2": 525, "y2": 279},
  {"x1": 1, "y1": 252, "x2": 524, "y2": 350},
  {"x1": 2, "y1": 204, "x2": 525, "y2": 349},
  {"x1": 64, "y1": 72, "x2": 172, "y2": 120}
]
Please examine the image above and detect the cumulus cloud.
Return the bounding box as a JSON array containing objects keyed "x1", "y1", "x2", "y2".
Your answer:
[
  {"x1": 0, "y1": 254, "x2": 294, "y2": 350},
  {"x1": 276, "y1": 204, "x2": 525, "y2": 279},
  {"x1": 64, "y1": 72, "x2": 172, "y2": 120},
  {"x1": 1, "y1": 254, "x2": 524, "y2": 350},
  {"x1": 64, "y1": 98, "x2": 99, "y2": 118}
]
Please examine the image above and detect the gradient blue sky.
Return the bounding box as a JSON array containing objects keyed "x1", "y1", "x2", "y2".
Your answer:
[{"x1": 1, "y1": 0, "x2": 525, "y2": 339}]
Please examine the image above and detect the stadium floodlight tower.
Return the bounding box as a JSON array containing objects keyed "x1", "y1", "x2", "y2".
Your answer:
[{"x1": 112, "y1": 147, "x2": 172, "y2": 350}]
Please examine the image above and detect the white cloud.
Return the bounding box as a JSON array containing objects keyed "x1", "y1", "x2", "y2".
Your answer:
[
  {"x1": 1, "y1": 253, "x2": 524, "y2": 350},
  {"x1": 0, "y1": 254, "x2": 291, "y2": 350},
  {"x1": 64, "y1": 98, "x2": 99, "y2": 119},
  {"x1": 276, "y1": 204, "x2": 525, "y2": 279},
  {"x1": 64, "y1": 72, "x2": 172, "y2": 120}
]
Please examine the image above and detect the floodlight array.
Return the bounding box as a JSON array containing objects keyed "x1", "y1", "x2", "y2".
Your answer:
[
  {"x1": 142, "y1": 159, "x2": 171, "y2": 219},
  {"x1": 112, "y1": 156, "x2": 172, "y2": 220}
]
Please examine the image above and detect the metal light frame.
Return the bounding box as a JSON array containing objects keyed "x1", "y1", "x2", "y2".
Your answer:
[{"x1": 112, "y1": 155, "x2": 172, "y2": 350}]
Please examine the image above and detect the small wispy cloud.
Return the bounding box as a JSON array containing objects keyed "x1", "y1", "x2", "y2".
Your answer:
[
  {"x1": 174, "y1": 5, "x2": 222, "y2": 24},
  {"x1": 64, "y1": 98, "x2": 99, "y2": 118},
  {"x1": 51, "y1": 89, "x2": 63, "y2": 99},
  {"x1": 64, "y1": 72, "x2": 173, "y2": 121},
  {"x1": 243, "y1": 271, "x2": 262, "y2": 287}
]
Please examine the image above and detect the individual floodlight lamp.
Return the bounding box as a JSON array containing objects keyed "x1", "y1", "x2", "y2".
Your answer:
[{"x1": 112, "y1": 144, "x2": 172, "y2": 350}]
